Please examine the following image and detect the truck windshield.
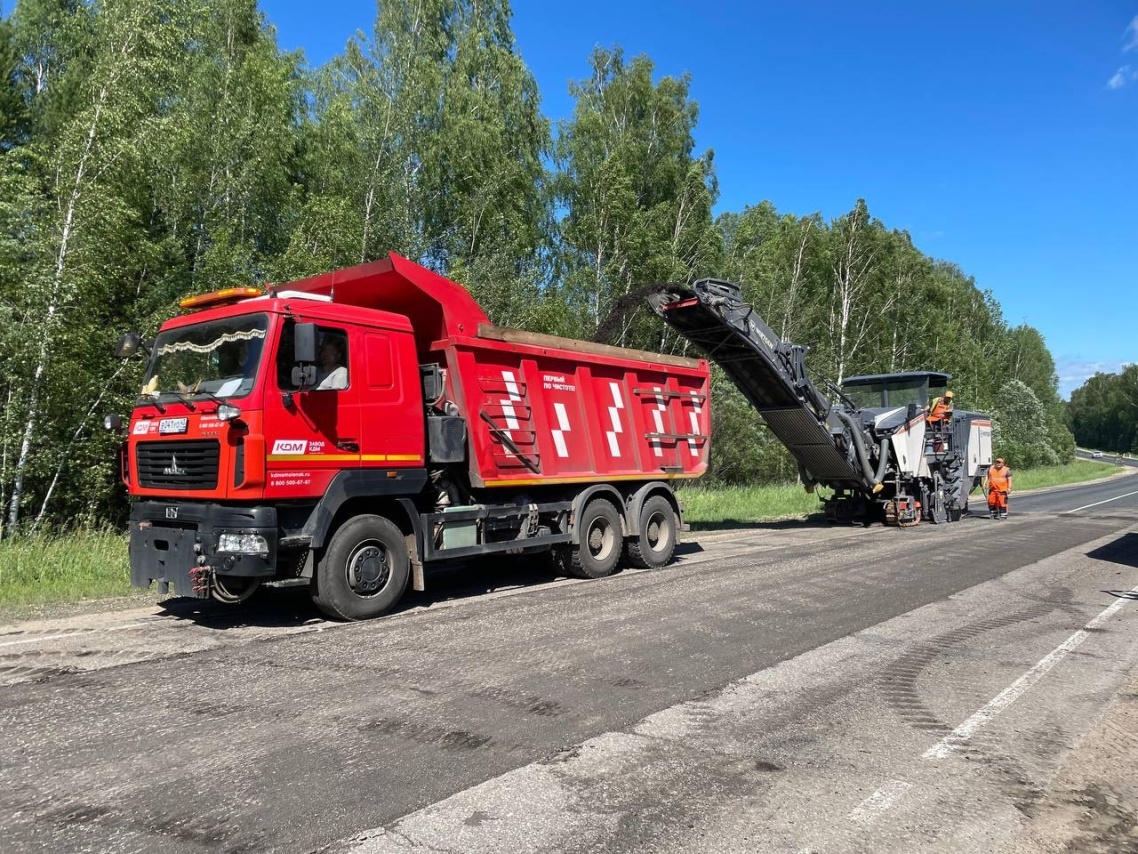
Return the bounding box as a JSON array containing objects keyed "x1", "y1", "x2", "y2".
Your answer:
[{"x1": 142, "y1": 314, "x2": 269, "y2": 400}]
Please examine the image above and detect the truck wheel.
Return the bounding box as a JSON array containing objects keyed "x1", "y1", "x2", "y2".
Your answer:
[
  {"x1": 625, "y1": 495, "x2": 677, "y2": 569},
  {"x1": 562, "y1": 498, "x2": 622, "y2": 579},
  {"x1": 312, "y1": 515, "x2": 410, "y2": 620}
]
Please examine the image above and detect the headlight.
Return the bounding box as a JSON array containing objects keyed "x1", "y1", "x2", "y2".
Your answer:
[
  {"x1": 217, "y1": 403, "x2": 242, "y2": 421},
  {"x1": 217, "y1": 533, "x2": 269, "y2": 554}
]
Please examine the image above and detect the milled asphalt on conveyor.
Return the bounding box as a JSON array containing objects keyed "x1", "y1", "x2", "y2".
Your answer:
[{"x1": 1, "y1": 473, "x2": 1136, "y2": 853}]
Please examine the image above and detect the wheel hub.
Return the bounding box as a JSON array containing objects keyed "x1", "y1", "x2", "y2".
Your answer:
[
  {"x1": 349, "y1": 543, "x2": 390, "y2": 595},
  {"x1": 588, "y1": 527, "x2": 604, "y2": 552},
  {"x1": 587, "y1": 519, "x2": 613, "y2": 559}
]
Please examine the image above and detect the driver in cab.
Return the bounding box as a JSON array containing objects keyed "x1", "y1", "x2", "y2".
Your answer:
[{"x1": 315, "y1": 335, "x2": 348, "y2": 391}]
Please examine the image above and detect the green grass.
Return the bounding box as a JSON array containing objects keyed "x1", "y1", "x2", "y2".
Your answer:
[
  {"x1": 680, "y1": 483, "x2": 827, "y2": 528},
  {"x1": 682, "y1": 458, "x2": 1125, "y2": 528},
  {"x1": 0, "y1": 529, "x2": 131, "y2": 611},
  {"x1": 1010, "y1": 459, "x2": 1122, "y2": 492}
]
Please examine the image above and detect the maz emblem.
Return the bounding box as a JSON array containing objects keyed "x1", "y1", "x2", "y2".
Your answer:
[{"x1": 163, "y1": 455, "x2": 186, "y2": 476}]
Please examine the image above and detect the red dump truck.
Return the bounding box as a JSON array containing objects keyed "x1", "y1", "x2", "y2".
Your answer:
[{"x1": 111, "y1": 254, "x2": 710, "y2": 619}]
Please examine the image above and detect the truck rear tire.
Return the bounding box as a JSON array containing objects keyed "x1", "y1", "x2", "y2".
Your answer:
[
  {"x1": 312, "y1": 514, "x2": 410, "y2": 620},
  {"x1": 624, "y1": 495, "x2": 676, "y2": 569},
  {"x1": 559, "y1": 498, "x2": 622, "y2": 580}
]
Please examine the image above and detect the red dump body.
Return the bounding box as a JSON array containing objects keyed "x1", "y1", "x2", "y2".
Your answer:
[
  {"x1": 437, "y1": 327, "x2": 709, "y2": 488},
  {"x1": 286, "y1": 253, "x2": 711, "y2": 489}
]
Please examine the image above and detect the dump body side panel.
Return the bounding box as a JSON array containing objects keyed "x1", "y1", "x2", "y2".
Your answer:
[{"x1": 432, "y1": 335, "x2": 710, "y2": 488}]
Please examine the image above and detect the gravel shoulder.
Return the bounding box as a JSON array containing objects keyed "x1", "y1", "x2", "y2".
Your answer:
[{"x1": 1014, "y1": 672, "x2": 1138, "y2": 854}]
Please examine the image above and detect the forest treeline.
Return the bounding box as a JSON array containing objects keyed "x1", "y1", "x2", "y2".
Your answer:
[
  {"x1": 1067, "y1": 366, "x2": 1138, "y2": 453},
  {"x1": 0, "y1": 0, "x2": 1073, "y2": 534}
]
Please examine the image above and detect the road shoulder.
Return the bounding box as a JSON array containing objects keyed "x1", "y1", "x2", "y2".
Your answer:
[{"x1": 1013, "y1": 673, "x2": 1138, "y2": 854}]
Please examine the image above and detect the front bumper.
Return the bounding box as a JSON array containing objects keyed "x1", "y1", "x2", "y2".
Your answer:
[{"x1": 129, "y1": 501, "x2": 278, "y2": 597}]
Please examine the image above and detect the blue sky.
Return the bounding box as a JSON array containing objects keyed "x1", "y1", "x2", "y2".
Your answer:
[{"x1": 257, "y1": 1, "x2": 1137, "y2": 397}]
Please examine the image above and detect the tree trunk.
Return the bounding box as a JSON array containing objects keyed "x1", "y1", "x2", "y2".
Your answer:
[
  {"x1": 32, "y1": 364, "x2": 128, "y2": 532},
  {"x1": 8, "y1": 91, "x2": 107, "y2": 533}
]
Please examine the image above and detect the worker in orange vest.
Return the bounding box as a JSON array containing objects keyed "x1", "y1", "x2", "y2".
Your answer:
[
  {"x1": 927, "y1": 390, "x2": 954, "y2": 425},
  {"x1": 984, "y1": 457, "x2": 1013, "y2": 520}
]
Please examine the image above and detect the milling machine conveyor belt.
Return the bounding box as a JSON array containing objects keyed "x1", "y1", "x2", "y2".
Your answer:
[{"x1": 652, "y1": 281, "x2": 865, "y2": 486}]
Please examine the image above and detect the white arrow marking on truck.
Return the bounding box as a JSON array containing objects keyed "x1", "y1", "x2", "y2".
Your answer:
[
  {"x1": 552, "y1": 402, "x2": 571, "y2": 458},
  {"x1": 500, "y1": 371, "x2": 522, "y2": 431},
  {"x1": 689, "y1": 392, "x2": 703, "y2": 456},
  {"x1": 651, "y1": 387, "x2": 666, "y2": 458},
  {"x1": 606, "y1": 381, "x2": 624, "y2": 457},
  {"x1": 497, "y1": 370, "x2": 525, "y2": 459}
]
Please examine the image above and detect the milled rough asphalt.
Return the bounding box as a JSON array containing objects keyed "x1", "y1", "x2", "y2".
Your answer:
[{"x1": 0, "y1": 474, "x2": 1136, "y2": 853}]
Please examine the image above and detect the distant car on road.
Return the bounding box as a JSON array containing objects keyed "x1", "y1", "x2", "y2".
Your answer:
[{"x1": 1091, "y1": 450, "x2": 1103, "y2": 458}]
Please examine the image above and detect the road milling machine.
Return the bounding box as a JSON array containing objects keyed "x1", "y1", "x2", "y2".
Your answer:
[{"x1": 650, "y1": 279, "x2": 993, "y2": 525}]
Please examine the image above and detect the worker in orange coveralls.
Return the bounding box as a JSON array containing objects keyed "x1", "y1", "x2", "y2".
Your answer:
[
  {"x1": 927, "y1": 390, "x2": 954, "y2": 425},
  {"x1": 985, "y1": 457, "x2": 1013, "y2": 520}
]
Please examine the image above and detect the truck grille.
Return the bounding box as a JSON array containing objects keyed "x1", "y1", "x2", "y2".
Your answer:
[{"x1": 136, "y1": 440, "x2": 220, "y2": 490}]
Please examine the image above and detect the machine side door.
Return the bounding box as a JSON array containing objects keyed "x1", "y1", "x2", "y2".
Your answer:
[
  {"x1": 263, "y1": 318, "x2": 362, "y2": 498},
  {"x1": 357, "y1": 328, "x2": 424, "y2": 468}
]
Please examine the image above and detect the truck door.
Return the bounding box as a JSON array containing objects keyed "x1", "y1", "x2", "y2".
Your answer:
[
  {"x1": 357, "y1": 329, "x2": 424, "y2": 468},
  {"x1": 264, "y1": 319, "x2": 362, "y2": 497}
]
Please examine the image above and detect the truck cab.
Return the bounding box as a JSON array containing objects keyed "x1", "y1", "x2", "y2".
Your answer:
[{"x1": 125, "y1": 290, "x2": 427, "y2": 606}]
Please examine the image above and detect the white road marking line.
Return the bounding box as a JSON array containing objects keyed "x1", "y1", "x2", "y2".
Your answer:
[
  {"x1": 848, "y1": 780, "x2": 912, "y2": 823},
  {"x1": 923, "y1": 584, "x2": 1138, "y2": 760},
  {"x1": 0, "y1": 621, "x2": 151, "y2": 648},
  {"x1": 1068, "y1": 489, "x2": 1138, "y2": 513},
  {"x1": 0, "y1": 632, "x2": 84, "y2": 648}
]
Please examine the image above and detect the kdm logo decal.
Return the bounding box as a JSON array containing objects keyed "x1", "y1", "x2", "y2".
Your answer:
[{"x1": 272, "y1": 440, "x2": 307, "y2": 454}]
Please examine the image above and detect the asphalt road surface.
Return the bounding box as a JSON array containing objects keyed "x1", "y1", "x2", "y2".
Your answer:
[{"x1": 2, "y1": 473, "x2": 1137, "y2": 853}]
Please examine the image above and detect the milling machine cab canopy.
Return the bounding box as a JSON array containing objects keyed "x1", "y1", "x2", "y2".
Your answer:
[{"x1": 840, "y1": 371, "x2": 951, "y2": 411}]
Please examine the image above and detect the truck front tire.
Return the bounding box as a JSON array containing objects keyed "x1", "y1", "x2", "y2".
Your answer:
[
  {"x1": 312, "y1": 514, "x2": 410, "y2": 620},
  {"x1": 624, "y1": 495, "x2": 676, "y2": 569}
]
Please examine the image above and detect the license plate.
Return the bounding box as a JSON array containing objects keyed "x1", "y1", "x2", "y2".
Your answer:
[{"x1": 159, "y1": 417, "x2": 188, "y2": 435}]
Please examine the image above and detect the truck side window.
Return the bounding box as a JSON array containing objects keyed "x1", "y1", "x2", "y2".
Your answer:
[{"x1": 276, "y1": 322, "x2": 350, "y2": 392}]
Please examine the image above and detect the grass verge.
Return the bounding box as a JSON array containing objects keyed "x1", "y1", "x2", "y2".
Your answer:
[
  {"x1": 680, "y1": 483, "x2": 827, "y2": 529},
  {"x1": 682, "y1": 458, "x2": 1125, "y2": 528},
  {"x1": 1010, "y1": 459, "x2": 1122, "y2": 492},
  {"x1": 0, "y1": 529, "x2": 130, "y2": 611}
]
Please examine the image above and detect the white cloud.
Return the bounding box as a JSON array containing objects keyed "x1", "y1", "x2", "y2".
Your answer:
[
  {"x1": 1126, "y1": 16, "x2": 1138, "y2": 51},
  {"x1": 1107, "y1": 65, "x2": 1137, "y2": 90},
  {"x1": 1056, "y1": 357, "x2": 1131, "y2": 398}
]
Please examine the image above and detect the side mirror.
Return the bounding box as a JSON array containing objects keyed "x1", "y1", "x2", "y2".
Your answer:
[
  {"x1": 103, "y1": 413, "x2": 123, "y2": 433},
  {"x1": 115, "y1": 332, "x2": 144, "y2": 360},
  {"x1": 294, "y1": 322, "x2": 316, "y2": 364}
]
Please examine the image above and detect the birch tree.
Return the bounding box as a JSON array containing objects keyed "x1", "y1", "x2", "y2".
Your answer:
[
  {"x1": 3, "y1": 0, "x2": 182, "y2": 532},
  {"x1": 555, "y1": 47, "x2": 718, "y2": 344},
  {"x1": 827, "y1": 199, "x2": 885, "y2": 383}
]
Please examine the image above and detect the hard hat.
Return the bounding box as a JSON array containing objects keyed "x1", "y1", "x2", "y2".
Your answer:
[{"x1": 945, "y1": 391, "x2": 954, "y2": 399}]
